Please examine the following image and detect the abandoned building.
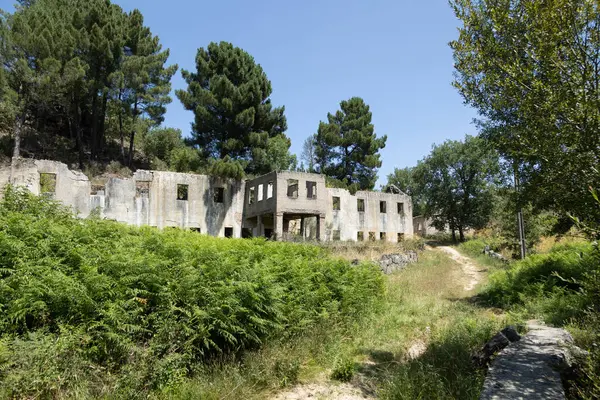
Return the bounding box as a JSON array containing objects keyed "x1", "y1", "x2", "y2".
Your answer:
[{"x1": 0, "y1": 159, "x2": 414, "y2": 241}]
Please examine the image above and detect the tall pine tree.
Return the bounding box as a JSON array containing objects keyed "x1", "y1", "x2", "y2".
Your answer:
[
  {"x1": 176, "y1": 41, "x2": 290, "y2": 176},
  {"x1": 315, "y1": 97, "x2": 387, "y2": 191}
]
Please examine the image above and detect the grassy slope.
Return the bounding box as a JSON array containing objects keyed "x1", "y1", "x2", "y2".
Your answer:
[{"x1": 166, "y1": 248, "x2": 509, "y2": 399}]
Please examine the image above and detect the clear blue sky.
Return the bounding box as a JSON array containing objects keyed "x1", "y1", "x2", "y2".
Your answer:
[{"x1": 2, "y1": 0, "x2": 478, "y2": 186}]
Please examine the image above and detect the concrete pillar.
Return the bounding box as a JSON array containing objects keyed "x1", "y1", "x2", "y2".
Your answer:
[
  {"x1": 300, "y1": 217, "x2": 305, "y2": 240},
  {"x1": 317, "y1": 214, "x2": 325, "y2": 241},
  {"x1": 274, "y1": 212, "x2": 284, "y2": 241},
  {"x1": 257, "y1": 215, "x2": 264, "y2": 237}
]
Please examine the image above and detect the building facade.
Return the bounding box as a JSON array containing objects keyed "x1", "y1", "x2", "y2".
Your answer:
[{"x1": 0, "y1": 159, "x2": 413, "y2": 241}]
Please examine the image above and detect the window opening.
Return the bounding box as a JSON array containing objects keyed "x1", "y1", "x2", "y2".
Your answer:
[
  {"x1": 306, "y1": 181, "x2": 317, "y2": 199},
  {"x1": 287, "y1": 179, "x2": 299, "y2": 198},
  {"x1": 333, "y1": 196, "x2": 341, "y2": 210},
  {"x1": 214, "y1": 187, "x2": 224, "y2": 203},
  {"x1": 177, "y1": 184, "x2": 188, "y2": 201},
  {"x1": 380, "y1": 201, "x2": 387, "y2": 213},
  {"x1": 249, "y1": 187, "x2": 256, "y2": 204},
  {"x1": 357, "y1": 198, "x2": 365, "y2": 212},
  {"x1": 136, "y1": 181, "x2": 150, "y2": 198},
  {"x1": 397, "y1": 202, "x2": 404, "y2": 215},
  {"x1": 258, "y1": 184, "x2": 264, "y2": 201},
  {"x1": 40, "y1": 173, "x2": 56, "y2": 194}
]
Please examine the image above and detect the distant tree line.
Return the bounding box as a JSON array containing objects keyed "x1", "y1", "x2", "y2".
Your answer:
[{"x1": 0, "y1": 0, "x2": 387, "y2": 187}]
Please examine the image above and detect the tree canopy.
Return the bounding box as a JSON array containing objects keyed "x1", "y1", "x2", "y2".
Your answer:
[
  {"x1": 176, "y1": 41, "x2": 292, "y2": 177},
  {"x1": 314, "y1": 97, "x2": 387, "y2": 191},
  {"x1": 0, "y1": 0, "x2": 177, "y2": 167},
  {"x1": 413, "y1": 135, "x2": 500, "y2": 241},
  {"x1": 450, "y1": 0, "x2": 600, "y2": 222},
  {"x1": 386, "y1": 167, "x2": 425, "y2": 216}
]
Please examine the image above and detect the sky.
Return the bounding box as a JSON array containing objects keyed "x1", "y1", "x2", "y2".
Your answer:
[{"x1": 1, "y1": 0, "x2": 478, "y2": 186}]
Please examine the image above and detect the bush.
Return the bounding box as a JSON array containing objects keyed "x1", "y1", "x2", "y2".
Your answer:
[
  {"x1": 330, "y1": 357, "x2": 355, "y2": 382},
  {"x1": 0, "y1": 186, "x2": 384, "y2": 397}
]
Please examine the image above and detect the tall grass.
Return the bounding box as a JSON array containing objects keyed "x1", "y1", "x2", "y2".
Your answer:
[{"x1": 0, "y1": 186, "x2": 383, "y2": 398}]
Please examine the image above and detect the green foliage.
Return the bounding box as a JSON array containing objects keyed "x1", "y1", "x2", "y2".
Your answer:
[
  {"x1": 169, "y1": 146, "x2": 202, "y2": 173},
  {"x1": 208, "y1": 156, "x2": 246, "y2": 180},
  {"x1": 272, "y1": 358, "x2": 300, "y2": 387},
  {"x1": 330, "y1": 357, "x2": 355, "y2": 382},
  {"x1": 487, "y1": 192, "x2": 559, "y2": 257},
  {"x1": 314, "y1": 97, "x2": 387, "y2": 190},
  {"x1": 413, "y1": 135, "x2": 501, "y2": 241},
  {"x1": 142, "y1": 127, "x2": 184, "y2": 162},
  {"x1": 386, "y1": 167, "x2": 425, "y2": 216},
  {"x1": 176, "y1": 41, "x2": 291, "y2": 176},
  {"x1": 300, "y1": 134, "x2": 317, "y2": 173},
  {"x1": 0, "y1": 186, "x2": 383, "y2": 397},
  {"x1": 382, "y1": 316, "x2": 499, "y2": 400},
  {"x1": 1, "y1": 0, "x2": 177, "y2": 166},
  {"x1": 451, "y1": 0, "x2": 600, "y2": 225},
  {"x1": 480, "y1": 242, "x2": 593, "y2": 319}
]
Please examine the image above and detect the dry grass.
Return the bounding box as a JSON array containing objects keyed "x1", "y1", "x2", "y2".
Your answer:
[
  {"x1": 533, "y1": 232, "x2": 586, "y2": 254},
  {"x1": 323, "y1": 238, "x2": 425, "y2": 262}
]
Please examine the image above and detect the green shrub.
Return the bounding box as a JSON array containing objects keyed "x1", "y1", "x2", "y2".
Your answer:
[
  {"x1": 480, "y1": 243, "x2": 592, "y2": 313},
  {"x1": 330, "y1": 357, "x2": 355, "y2": 382},
  {"x1": 272, "y1": 358, "x2": 300, "y2": 387},
  {"x1": 0, "y1": 186, "x2": 384, "y2": 397}
]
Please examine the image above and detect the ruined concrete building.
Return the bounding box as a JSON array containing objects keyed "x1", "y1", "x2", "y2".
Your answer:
[{"x1": 0, "y1": 159, "x2": 413, "y2": 241}]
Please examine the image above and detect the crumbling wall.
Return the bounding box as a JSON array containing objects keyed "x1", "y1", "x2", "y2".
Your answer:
[
  {"x1": 0, "y1": 160, "x2": 245, "y2": 237},
  {"x1": 326, "y1": 187, "x2": 413, "y2": 242}
]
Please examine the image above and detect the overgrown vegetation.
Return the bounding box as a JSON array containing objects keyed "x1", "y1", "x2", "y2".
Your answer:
[
  {"x1": 478, "y1": 242, "x2": 600, "y2": 399},
  {"x1": 0, "y1": 187, "x2": 383, "y2": 398}
]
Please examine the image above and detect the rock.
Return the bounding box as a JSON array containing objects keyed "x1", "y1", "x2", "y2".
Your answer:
[
  {"x1": 377, "y1": 251, "x2": 419, "y2": 274},
  {"x1": 474, "y1": 332, "x2": 511, "y2": 367},
  {"x1": 501, "y1": 326, "x2": 521, "y2": 342}
]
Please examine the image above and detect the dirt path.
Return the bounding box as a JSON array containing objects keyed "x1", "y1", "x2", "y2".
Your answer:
[
  {"x1": 271, "y1": 246, "x2": 484, "y2": 400},
  {"x1": 272, "y1": 382, "x2": 372, "y2": 400},
  {"x1": 436, "y1": 246, "x2": 484, "y2": 291}
]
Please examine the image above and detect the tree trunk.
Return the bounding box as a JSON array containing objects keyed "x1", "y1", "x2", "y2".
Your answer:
[
  {"x1": 451, "y1": 228, "x2": 457, "y2": 243},
  {"x1": 119, "y1": 111, "x2": 126, "y2": 165},
  {"x1": 12, "y1": 110, "x2": 25, "y2": 159},
  {"x1": 127, "y1": 102, "x2": 138, "y2": 167},
  {"x1": 98, "y1": 92, "x2": 108, "y2": 158},
  {"x1": 459, "y1": 226, "x2": 465, "y2": 242},
  {"x1": 128, "y1": 128, "x2": 135, "y2": 167},
  {"x1": 118, "y1": 89, "x2": 126, "y2": 165}
]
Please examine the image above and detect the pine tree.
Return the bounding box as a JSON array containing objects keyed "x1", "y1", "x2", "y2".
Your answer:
[
  {"x1": 176, "y1": 41, "x2": 290, "y2": 176},
  {"x1": 314, "y1": 97, "x2": 387, "y2": 191},
  {"x1": 115, "y1": 9, "x2": 177, "y2": 166}
]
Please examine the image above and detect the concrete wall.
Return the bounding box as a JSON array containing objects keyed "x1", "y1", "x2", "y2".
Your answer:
[
  {"x1": 326, "y1": 188, "x2": 413, "y2": 242},
  {"x1": 0, "y1": 160, "x2": 245, "y2": 238},
  {"x1": 275, "y1": 171, "x2": 327, "y2": 216},
  {"x1": 0, "y1": 161, "x2": 413, "y2": 241}
]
